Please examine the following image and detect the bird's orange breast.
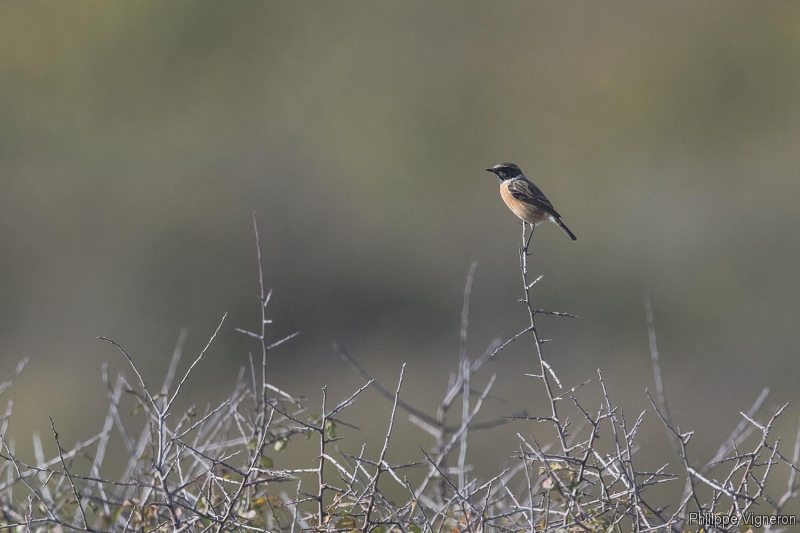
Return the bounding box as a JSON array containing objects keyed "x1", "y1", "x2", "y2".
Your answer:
[{"x1": 500, "y1": 182, "x2": 549, "y2": 225}]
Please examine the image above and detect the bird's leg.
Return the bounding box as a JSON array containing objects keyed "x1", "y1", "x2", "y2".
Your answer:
[
  {"x1": 519, "y1": 221, "x2": 527, "y2": 254},
  {"x1": 523, "y1": 223, "x2": 536, "y2": 255}
]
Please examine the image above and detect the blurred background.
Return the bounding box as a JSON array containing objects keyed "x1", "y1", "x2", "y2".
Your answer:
[{"x1": 2, "y1": 1, "x2": 800, "y2": 490}]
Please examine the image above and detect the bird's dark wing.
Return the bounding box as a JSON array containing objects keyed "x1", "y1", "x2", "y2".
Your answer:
[{"x1": 507, "y1": 178, "x2": 561, "y2": 218}]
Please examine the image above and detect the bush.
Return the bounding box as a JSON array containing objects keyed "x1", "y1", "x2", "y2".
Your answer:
[{"x1": 0, "y1": 217, "x2": 797, "y2": 532}]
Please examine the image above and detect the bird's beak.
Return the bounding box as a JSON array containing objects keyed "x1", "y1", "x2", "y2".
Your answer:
[{"x1": 485, "y1": 168, "x2": 495, "y2": 173}]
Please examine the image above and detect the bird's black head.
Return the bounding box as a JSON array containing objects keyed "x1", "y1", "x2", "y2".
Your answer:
[{"x1": 486, "y1": 162, "x2": 523, "y2": 182}]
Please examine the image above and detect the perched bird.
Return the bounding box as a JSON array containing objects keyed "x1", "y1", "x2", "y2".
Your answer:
[{"x1": 486, "y1": 162, "x2": 577, "y2": 242}]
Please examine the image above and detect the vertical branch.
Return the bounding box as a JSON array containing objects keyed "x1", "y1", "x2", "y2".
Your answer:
[
  {"x1": 775, "y1": 416, "x2": 800, "y2": 512},
  {"x1": 49, "y1": 418, "x2": 89, "y2": 532},
  {"x1": 644, "y1": 291, "x2": 680, "y2": 457},
  {"x1": 362, "y1": 364, "x2": 406, "y2": 533},
  {"x1": 318, "y1": 386, "x2": 328, "y2": 529},
  {"x1": 457, "y1": 262, "x2": 477, "y2": 493},
  {"x1": 518, "y1": 224, "x2": 569, "y2": 454},
  {"x1": 241, "y1": 212, "x2": 278, "y2": 472},
  {"x1": 252, "y1": 212, "x2": 271, "y2": 409},
  {"x1": 457, "y1": 354, "x2": 470, "y2": 494},
  {"x1": 459, "y1": 261, "x2": 478, "y2": 361},
  {"x1": 434, "y1": 263, "x2": 478, "y2": 500}
]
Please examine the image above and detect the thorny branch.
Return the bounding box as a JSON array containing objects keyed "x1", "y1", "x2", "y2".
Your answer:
[{"x1": 0, "y1": 219, "x2": 798, "y2": 533}]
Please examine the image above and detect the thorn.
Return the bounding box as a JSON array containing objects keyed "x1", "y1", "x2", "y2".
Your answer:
[{"x1": 526, "y1": 275, "x2": 544, "y2": 290}]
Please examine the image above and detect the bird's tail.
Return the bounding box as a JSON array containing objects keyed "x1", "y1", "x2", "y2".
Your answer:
[{"x1": 555, "y1": 218, "x2": 577, "y2": 241}]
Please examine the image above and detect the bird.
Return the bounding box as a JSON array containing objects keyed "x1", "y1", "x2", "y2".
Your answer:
[{"x1": 486, "y1": 162, "x2": 577, "y2": 242}]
